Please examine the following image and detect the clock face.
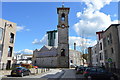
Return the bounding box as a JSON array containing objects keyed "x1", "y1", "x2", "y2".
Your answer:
[
  {"x1": 61, "y1": 17, "x2": 65, "y2": 21},
  {"x1": 61, "y1": 25, "x2": 65, "y2": 28}
]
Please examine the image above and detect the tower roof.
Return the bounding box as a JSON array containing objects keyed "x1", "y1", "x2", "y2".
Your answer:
[{"x1": 57, "y1": 4, "x2": 70, "y2": 14}]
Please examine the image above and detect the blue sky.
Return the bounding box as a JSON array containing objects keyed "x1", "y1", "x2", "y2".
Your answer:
[{"x1": 2, "y1": 2, "x2": 119, "y2": 54}]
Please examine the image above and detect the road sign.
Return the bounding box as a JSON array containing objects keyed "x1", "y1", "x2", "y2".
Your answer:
[{"x1": 108, "y1": 58, "x2": 112, "y2": 63}]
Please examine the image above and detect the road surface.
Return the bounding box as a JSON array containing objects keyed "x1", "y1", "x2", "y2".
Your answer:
[{"x1": 1, "y1": 69, "x2": 84, "y2": 80}]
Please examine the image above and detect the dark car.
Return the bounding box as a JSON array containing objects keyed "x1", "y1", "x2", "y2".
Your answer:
[
  {"x1": 75, "y1": 66, "x2": 78, "y2": 70},
  {"x1": 76, "y1": 66, "x2": 87, "y2": 74},
  {"x1": 75, "y1": 65, "x2": 84, "y2": 70},
  {"x1": 11, "y1": 67, "x2": 31, "y2": 77},
  {"x1": 83, "y1": 67, "x2": 118, "y2": 80}
]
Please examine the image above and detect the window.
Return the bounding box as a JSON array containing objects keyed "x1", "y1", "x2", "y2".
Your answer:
[
  {"x1": 61, "y1": 49, "x2": 65, "y2": 56},
  {"x1": 70, "y1": 60, "x2": 73, "y2": 63},
  {"x1": 104, "y1": 50, "x2": 107, "y2": 59},
  {"x1": 111, "y1": 48, "x2": 114, "y2": 54},
  {"x1": 61, "y1": 13, "x2": 65, "y2": 21},
  {"x1": 8, "y1": 46, "x2": 13, "y2": 57},
  {"x1": 107, "y1": 36, "x2": 110, "y2": 45},
  {"x1": 95, "y1": 50, "x2": 96, "y2": 54},
  {"x1": 96, "y1": 56, "x2": 98, "y2": 62},
  {"x1": 6, "y1": 60, "x2": 11, "y2": 69},
  {"x1": 109, "y1": 33, "x2": 112, "y2": 44},
  {"x1": 103, "y1": 37, "x2": 106, "y2": 47},
  {"x1": 34, "y1": 60, "x2": 37, "y2": 65},
  {"x1": 100, "y1": 43, "x2": 102, "y2": 50},
  {"x1": 97, "y1": 68, "x2": 105, "y2": 73},
  {"x1": 113, "y1": 62, "x2": 116, "y2": 68},
  {"x1": 0, "y1": 28, "x2": 3, "y2": 40},
  {"x1": 10, "y1": 33, "x2": 14, "y2": 43},
  {"x1": 90, "y1": 68, "x2": 97, "y2": 72},
  {"x1": 100, "y1": 53, "x2": 103, "y2": 60}
]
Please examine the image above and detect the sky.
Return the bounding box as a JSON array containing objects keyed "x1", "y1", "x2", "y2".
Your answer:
[{"x1": 1, "y1": 1, "x2": 119, "y2": 54}]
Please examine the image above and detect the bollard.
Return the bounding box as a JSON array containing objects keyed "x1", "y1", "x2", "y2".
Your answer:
[
  {"x1": 41, "y1": 69, "x2": 43, "y2": 73},
  {"x1": 36, "y1": 68, "x2": 38, "y2": 74}
]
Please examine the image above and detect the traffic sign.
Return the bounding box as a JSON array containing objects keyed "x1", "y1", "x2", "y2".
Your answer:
[{"x1": 108, "y1": 58, "x2": 112, "y2": 63}]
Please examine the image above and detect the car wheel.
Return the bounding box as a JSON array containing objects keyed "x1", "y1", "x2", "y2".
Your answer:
[
  {"x1": 110, "y1": 77, "x2": 115, "y2": 80},
  {"x1": 20, "y1": 73, "x2": 24, "y2": 77},
  {"x1": 87, "y1": 76, "x2": 92, "y2": 80}
]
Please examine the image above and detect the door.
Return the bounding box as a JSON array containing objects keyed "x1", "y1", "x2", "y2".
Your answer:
[{"x1": 6, "y1": 60, "x2": 11, "y2": 69}]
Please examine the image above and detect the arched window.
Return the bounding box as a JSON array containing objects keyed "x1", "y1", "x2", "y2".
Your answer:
[
  {"x1": 61, "y1": 49, "x2": 65, "y2": 56},
  {"x1": 61, "y1": 13, "x2": 65, "y2": 21}
]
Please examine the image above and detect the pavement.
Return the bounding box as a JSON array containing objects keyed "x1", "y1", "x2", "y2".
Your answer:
[
  {"x1": 1, "y1": 69, "x2": 65, "y2": 80},
  {"x1": 0, "y1": 75, "x2": 5, "y2": 80}
]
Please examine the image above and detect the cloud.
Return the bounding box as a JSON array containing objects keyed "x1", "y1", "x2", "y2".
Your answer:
[
  {"x1": 32, "y1": 34, "x2": 48, "y2": 45},
  {"x1": 32, "y1": 34, "x2": 96, "y2": 49},
  {"x1": 74, "y1": 0, "x2": 118, "y2": 37},
  {"x1": 69, "y1": 36, "x2": 97, "y2": 47},
  {"x1": 113, "y1": 14, "x2": 117, "y2": 17},
  {"x1": 26, "y1": 29, "x2": 30, "y2": 31},
  {"x1": 16, "y1": 26, "x2": 24, "y2": 31},
  {"x1": 16, "y1": 26, "x2": 30, "y2": 32},
  {"x1": 14, "y1": 49, "x2": 33, "y2": 54}
]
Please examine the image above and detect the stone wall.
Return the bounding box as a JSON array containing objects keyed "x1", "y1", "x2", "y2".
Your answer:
[{"x1": 33, "y1": 57, "x2": 58, "y2": 68}]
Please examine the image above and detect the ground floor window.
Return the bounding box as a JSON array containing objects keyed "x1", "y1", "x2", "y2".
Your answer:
[{"x1": 61, "y1": 49, "x2": 65, "y2": 56}]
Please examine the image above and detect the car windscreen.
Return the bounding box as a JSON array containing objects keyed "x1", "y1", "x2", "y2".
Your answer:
[
  {"x1": 16, "y1": 68, "x2": 23, "y2": 70},
  {"x1": 97, "y1": 68, "x2": 107, "y2": 73},
  {"x1": 89, "y1": 68, "x2": 97, "y2": 72}
]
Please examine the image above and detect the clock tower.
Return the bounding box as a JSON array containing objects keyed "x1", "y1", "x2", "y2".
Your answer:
[{"x1": 57, "y1": 5, "x2": 70, "y2": 68}]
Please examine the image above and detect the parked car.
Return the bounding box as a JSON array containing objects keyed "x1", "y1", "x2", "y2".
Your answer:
[
  {"x1": 21, "y1": 64, "x2": 33, "y2": 69},
  {"x1": 11, "y1": 67, "x2": 31, "y2": 77},
  {"x1": 76, "y1": 66, "x2": 87, "y2": 74},
  {"x1": 75, "y1": 65, "x2": 84, "y2": 70},
  {"x1": 14, "y1": 64, "x2": 21, "y2": 67},
  {"x1": 32, "y1": 65, "x2": 38, "y2": 69},
  {"x1": 83, "y1": 67, "x2": 118, "y2": 80},
  {"x1": 75, "y1": 66, "x2": 78, "y2": 70}
]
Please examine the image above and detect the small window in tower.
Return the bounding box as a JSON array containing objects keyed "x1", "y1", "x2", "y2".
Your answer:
[
  {"x1": 61, "y1": 13, "x2": 65, "y2": 21},
  {"x1": 61, "y1": 49, "x2": 65, "y2": 56}
]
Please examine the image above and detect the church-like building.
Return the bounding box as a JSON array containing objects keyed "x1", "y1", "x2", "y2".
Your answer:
[{"x1": 32, "y1": 5, "x2": 82, "y2": 68}]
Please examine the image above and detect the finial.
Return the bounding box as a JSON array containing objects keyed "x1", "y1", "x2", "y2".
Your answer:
[{"x1": 62, "y1": 2, "x2": 64, "y2": 7}]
